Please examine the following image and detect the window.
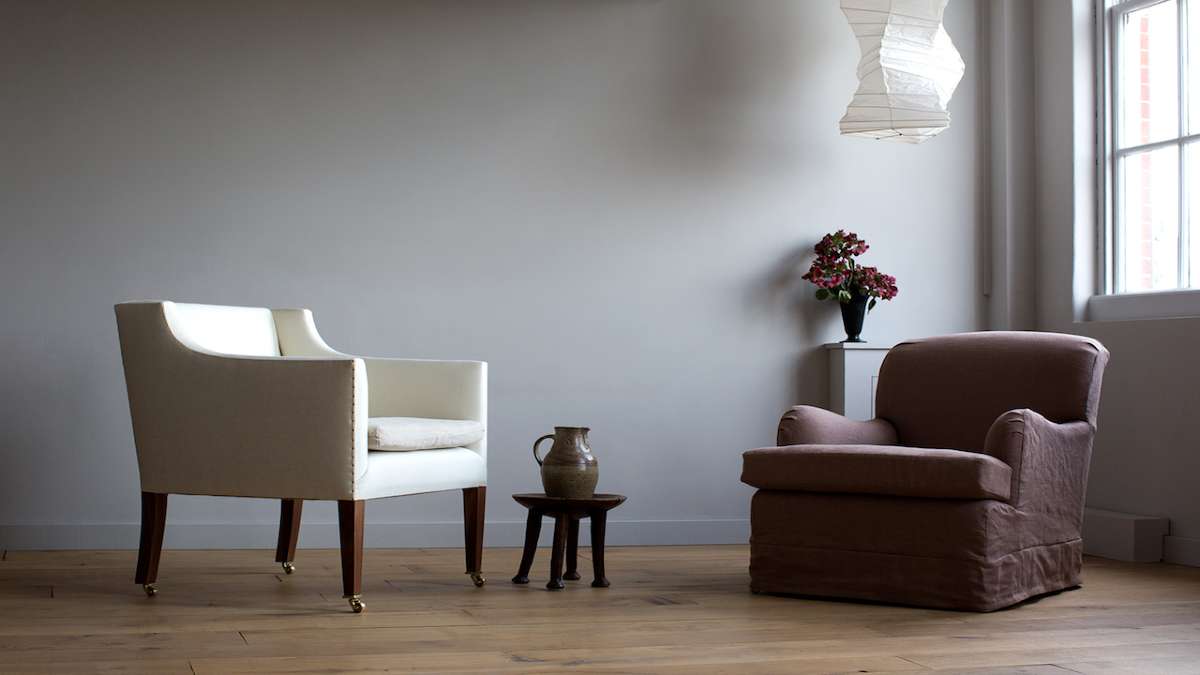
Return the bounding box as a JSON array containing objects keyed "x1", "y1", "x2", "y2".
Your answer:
[{"x1": 1103, "y1": 0, "x2": 1199, "y2": 295}]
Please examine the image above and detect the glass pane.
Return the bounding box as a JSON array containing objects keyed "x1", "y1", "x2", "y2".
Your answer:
[
  {"x1": 1190, "y1": 0, "x2": 1200, "y2": 133},
  {"x1": 1120, "y1": 145, "x2": 1180, "y2": 292},
  {"x1": 1189, "y1": 143, "x2": 1200, "y2": 287},
  {"x1": 1119, "y1": 0, "x2": 1179, "y2": 147}
]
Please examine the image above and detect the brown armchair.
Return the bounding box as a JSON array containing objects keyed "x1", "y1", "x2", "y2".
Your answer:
[{"x1": 741, "y1": 331, "x2": 1109, "y2": 611}]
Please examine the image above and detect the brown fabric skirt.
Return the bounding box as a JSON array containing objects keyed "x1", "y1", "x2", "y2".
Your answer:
[{"x1": 749, "y1": 490, "x2": 1083, "y2": 612}]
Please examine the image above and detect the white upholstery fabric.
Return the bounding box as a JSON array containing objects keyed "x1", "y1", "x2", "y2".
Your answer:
[
  {"x1": 273, "y1": 307, "x2": 488, "y2": 467},
  {"x1": 115, "y1": 301, "x2": 486, "y2": 501},
  {"x1": 167, "y1": 303, "x2": 281, "y2": 357},
  {"x1": 356, "y1": 448, "x2": 486, "y2": 500},
  {"x1": 368, "y1": 417, "x2": 485, "y2": 452},
  {"x1": 115, "y1": 302, "x2": 366, "y2": 500}
]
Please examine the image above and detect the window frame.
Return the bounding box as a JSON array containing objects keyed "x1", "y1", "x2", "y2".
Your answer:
[{"x1": 1092, "y1": 0, "x2": 1200, "y2": 320}]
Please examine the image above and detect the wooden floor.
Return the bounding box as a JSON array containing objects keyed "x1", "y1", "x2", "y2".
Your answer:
[{"x1": 1, "y1": 546, "x2": 1199, "y2": 674}]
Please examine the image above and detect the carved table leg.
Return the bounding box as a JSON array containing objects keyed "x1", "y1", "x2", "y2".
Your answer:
[
  {"x1": 564, "y1": 517, "x2": 581, "y2": 580},
  {"x1": 512, "y1": 508, "x2": 541, "y2": 584},
  {"x1": 547, "y1": 514, "x2": 568, "y2": 590},
  {"x1": 590, "y1": 509, "x2": 610, "y2": 588}
]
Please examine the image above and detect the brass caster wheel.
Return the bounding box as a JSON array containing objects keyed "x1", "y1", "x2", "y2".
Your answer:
[
  {"x1": 470, "y1": 572, "x2": 487, "y2": 587},
  {"x1": 347, "y1": 595, "x2": 365, "y2": 613},
  {"x1": 142, "y1": 584, "x2": 157, "y2": 597},
  {"x1": 281, "y1": 562, "x2": 295, "y2": 575}
]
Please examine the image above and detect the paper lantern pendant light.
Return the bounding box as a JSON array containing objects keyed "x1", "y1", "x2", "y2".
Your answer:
[{"x1": 839, "y1": 0, "x2": 965, "y2": 143}]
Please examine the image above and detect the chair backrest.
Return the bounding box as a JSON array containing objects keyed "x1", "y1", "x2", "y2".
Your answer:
[
  {"x1": 164, "y1": 302, "x2": 281, "y2": 357},
  {"x1": 875, "y1": 331, "x2": 1109, "y2": 452}
]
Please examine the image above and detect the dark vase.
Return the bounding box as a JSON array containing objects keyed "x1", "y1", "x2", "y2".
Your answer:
[{"x1": 840, "y1": 293, "x2": 869, "y2": 343}]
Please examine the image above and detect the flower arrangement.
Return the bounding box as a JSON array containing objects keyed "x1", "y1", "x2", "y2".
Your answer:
[{"x1": 801, "y1": 230, "x2": 898, "y2": 311}]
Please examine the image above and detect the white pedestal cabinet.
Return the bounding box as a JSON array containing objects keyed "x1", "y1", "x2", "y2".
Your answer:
[{"x1": 825, "y1": 342, "x2": 892, "y2": 421}]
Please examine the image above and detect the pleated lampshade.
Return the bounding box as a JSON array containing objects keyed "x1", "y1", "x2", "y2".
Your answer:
[{"x1": 839, "y1": 0, "x2": 965, "y2": 143}]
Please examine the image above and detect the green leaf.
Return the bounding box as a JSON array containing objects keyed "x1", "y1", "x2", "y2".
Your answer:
[
  {"x1": 868, "y1": 298, "x2": 877, "y2": 312},
  {"x1": 815, "y1": 288, "x2": 830, "y2": 301},
  {"x1": 838, "y1": 290, "x2": 852, "y2": 303}
]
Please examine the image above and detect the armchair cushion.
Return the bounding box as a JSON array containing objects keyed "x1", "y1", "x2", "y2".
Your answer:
[
  {"x1": 741, "y1": 444, "x2": 1012, "y2": 501},
  {"x1": 356, "y1": 448, "x2": 486, "y2": 500},
  {"x1": 368, "y1": 417, "x2": 485, "y2": 452}
]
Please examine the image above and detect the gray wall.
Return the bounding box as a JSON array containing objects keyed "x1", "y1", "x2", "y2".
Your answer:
[
  {"x1": 1, "y1": 0, "x2": 985, "y2": 549},
  {"x1": 1028, "y1": 0, "x2": 1200, "y2": 565}
]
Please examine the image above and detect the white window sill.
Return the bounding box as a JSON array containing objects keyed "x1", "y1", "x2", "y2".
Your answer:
[{"x1": 1087, "y1": 289, "x2": 1200, "y2": 322}]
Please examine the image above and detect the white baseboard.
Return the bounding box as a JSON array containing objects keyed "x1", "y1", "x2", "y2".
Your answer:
[
  {"x1": 1082, "y1": 507, "x2": 1169, "y2": 562},
  {"x1": 1164, "y1": 535, "x2": 1200, "y2": 567},
  {"x1": 0, "y1": 518, "x2": 750, "y2": 551}
]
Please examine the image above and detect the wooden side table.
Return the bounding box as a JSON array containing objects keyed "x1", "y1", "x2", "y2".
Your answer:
[{"x1": 510, "y1": 493, "x2": 626, "y2": 590}]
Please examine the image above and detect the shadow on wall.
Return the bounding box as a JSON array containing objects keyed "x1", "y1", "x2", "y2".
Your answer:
[
  {"x1": 760, "y1": 241, "x2": 833, "y2": 346},
  {"x1": 628, "y1": 0, "x2": 854, "y2": 410},
  {"x1": 755, "y1": 240, "x2": 839, "y2": 408},
  {"x1": 607, "y1": 0, "x2": 847, "y2": 183}
]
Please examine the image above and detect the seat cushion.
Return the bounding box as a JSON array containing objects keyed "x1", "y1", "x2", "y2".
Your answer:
[
  {"x1": 741, "y1": 444, "x2": 1011, "y2": 501},
  {"x1": 368, "y1": 417, "x2": 484, "y2": 451},
  {"x1": 356, "y1": 448, "x2": 486, "y2": 500}
]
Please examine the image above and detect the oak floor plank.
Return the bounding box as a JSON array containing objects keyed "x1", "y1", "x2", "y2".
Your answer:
[
  {"x1": 0, "y1": 630, "x2": 250, "y2": 665},
  {"x1": 190, "y1": 651, "x2": 524, "y2": 675},
  {"x1": 905, "y1": 639, "x2": 1200, "y2": 670},
  {"x1": 0, "y1": 659, "x2": 195, "y2": 674},
  {"x1": 1058, "y1": 655, "x2": 1200, "y2": 674},
  {"x1": 0, "y1": 546, "x2": 1197, "y2": 674}
]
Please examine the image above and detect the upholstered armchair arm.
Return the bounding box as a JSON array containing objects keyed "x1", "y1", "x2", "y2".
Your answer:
[
  {"x1": 777, "y1": 405, "x2": 898, "y2": 446},
  {"x1": 357, "y1": 358, "x2": 484, "y2": 420},
  {"x1": 272, "y1": 308, "x2": 487, "y2": 461},
  {"x1": 116, "y1": 303, "x2": 368, "y2": 500},
  {"x1": 984, "y1": 409, "x2": 1094, "y2": 514}
]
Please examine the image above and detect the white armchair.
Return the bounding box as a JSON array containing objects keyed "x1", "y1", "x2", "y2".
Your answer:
[{"x1": 115, "y1": 301, "x2": 488, "y2": 612}]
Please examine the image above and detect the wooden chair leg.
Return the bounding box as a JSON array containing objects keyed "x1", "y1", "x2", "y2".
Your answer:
[
  {"x1": 275, "y1": 499, "x2": 303, "y2": 574},
  {"x1": 512, "y1": 508, "x2": 541, "y2": 584},
  {"x1": 564, "y1": 517, "x2": 581, "y2": 580},
  {"x1": 547, "y1": 515, "x2": 568, "y2": 590},
  {"x1": 134, "y1": 492, "x2": 167, "y2": 596},
  {"x1": 462, "y1": 486, "x2": 486, "y2": 587},
  {"x1": 337, "y1": 499, "x2": 365, "y2": 613}
]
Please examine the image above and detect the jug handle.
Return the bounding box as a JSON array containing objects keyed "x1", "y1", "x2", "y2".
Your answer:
[{"x1": 533, "y1": 433, "x2": 555, "y2": 466}]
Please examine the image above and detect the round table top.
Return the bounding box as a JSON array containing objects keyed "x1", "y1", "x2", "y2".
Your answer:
[{"x1": 512, "y1": 493, "x2": 627, "y2": 510}]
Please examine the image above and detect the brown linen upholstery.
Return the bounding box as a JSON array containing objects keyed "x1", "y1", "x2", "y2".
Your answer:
[
  {"x1": 742, "y1": 331, "x2": 1109, "y2": 612},
  {"x1": 876, "y1": 331, "x2": 1106, "y2": 452},
  {"x1": 777, "y1": 405, "x2": 898, "y2": 446},
  {"x1": 742, "y1": 445, "x2": 1011, "y2": 500},
  {"x1": 750, "y1": 493, "x2": 1084, "y2": 611}
]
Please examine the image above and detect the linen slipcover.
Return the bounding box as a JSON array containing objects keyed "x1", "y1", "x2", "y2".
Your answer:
[{"x1": 741, "y1": 331, "x2": 1109, "y2": 611}]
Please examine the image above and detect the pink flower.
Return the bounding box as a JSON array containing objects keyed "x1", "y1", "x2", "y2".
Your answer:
[{"x1": 801, "y1": 231, "x2": 898, "y2": 304}]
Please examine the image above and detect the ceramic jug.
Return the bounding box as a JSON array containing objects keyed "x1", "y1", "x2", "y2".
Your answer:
[{"x1": 533, "y1": 426, "x2": 598, "y2": 499}]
